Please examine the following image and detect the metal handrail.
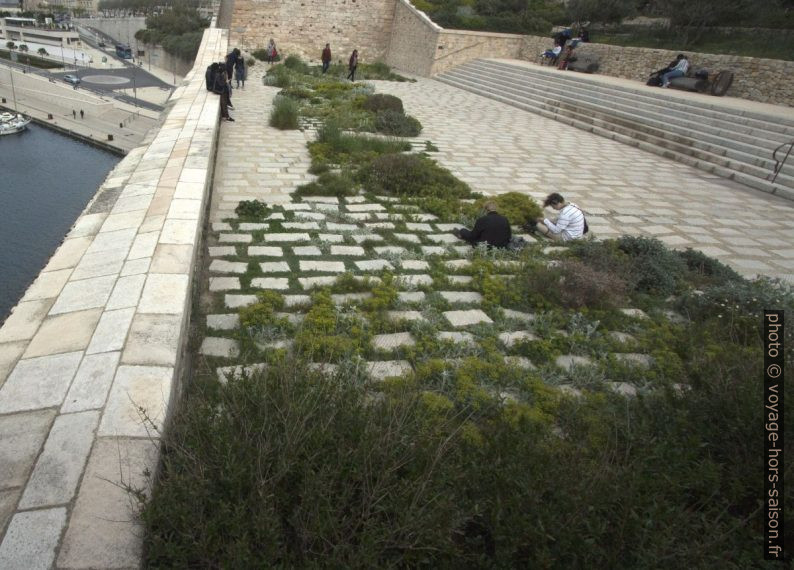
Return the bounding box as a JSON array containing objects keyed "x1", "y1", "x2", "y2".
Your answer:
[
  {"x1": 434, "y1": 41, "x2": 486, "y2": 62},
  {"x1": 770, "y1": 140, "x2": 794, "y2": 184}
]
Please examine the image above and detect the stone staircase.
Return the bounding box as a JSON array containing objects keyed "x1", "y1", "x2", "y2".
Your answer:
[{"x1": 435, "y1": 59, "x2": 794, "y2": 200}]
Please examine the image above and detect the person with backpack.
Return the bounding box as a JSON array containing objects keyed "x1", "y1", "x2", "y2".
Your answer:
[{"x1": 528, "y1": 193, "x2": 587, "y2": 241}]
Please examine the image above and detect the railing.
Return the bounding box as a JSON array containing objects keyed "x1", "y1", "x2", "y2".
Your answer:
[{"x1": 770, "y1": 140, "x2": 794, "y2": 184}]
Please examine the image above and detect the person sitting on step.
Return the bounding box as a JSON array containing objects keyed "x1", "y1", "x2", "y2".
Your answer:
[
  {"x1": 529, "y1": 193, "x2": 586, "y2": 241},
  {"x1": 661, "y1": 54, "x2": 689, "y2": 88},
  {"x1": 541, "y1": 41, "x2": 563, "y2": 64},
  {"x1": 452, "y1": 201, "x2": 512, "y2": 248}
]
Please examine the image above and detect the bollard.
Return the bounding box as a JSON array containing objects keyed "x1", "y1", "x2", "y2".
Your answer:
[
  {"x1": 1, "y1": 98, "x2": 5, "y2": 103},
  {"x1": 119, "y1": 122, "x2": 123, "y2": 128},
  {"x1": 108, "y1": 134, "x2": 114, "y2": 141},
  {"x1": 47, "y1": 113, "x2": 53, "y2": 119}
]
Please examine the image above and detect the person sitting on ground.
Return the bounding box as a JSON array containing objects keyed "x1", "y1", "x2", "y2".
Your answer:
[
  {"x1": 541, "y1": 41, "x2": 563, "y2": 63},
  {"x1": 529, "y1": 193, "x2": 585, "y2": 241},
  {"x1": 661, "y1": 54, "x2": 689, "y2": 88},
  {"x1": 452, "y1": 201, "x2": 512, "y2": 248}
]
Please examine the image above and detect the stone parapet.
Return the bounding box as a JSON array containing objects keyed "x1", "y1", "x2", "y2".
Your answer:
[
  {"x1": 518, "y1": 35, "x2": 794, "y2": 107},
  {"x1": 0, "y1": 25, "x2": 227, "y2": 569}
]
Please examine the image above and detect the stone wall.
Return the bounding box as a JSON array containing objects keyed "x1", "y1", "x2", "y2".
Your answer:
[
  {"x1": 519, "y1": 35, "x2": 794, "y2": 107},
  {"x1": 385, "y1": 0, "x2": 440, "y2": 77},
  {"x1": 73, "y1": 17, "x2": 146, "y2": 46},
  {"x1": 229, "y1": 0, "x2": 398, "y2": 65},
  {"x1": 433, "y1": 29, "x2": 523, "y2": 75},
  {"x1": 384, "y1": 0, "x2": 523, "y2": 77}
]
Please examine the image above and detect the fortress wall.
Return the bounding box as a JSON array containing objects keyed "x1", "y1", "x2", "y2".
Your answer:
[
  {"x1": 519, "y1": 35, "x2": 794, "y2": 107},
  {"x1": 229, "y1": 0, "x2": 398, "y2": 65},
  {"x1": 432, "y1": 29, "x2": 523, "y2": 75},
  {"x1": 385, "y1": 0, "x2": 440, "y2": 77}
]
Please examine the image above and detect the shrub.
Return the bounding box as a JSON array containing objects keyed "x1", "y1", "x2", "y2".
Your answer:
[
  {"x1": 251, "y1": 48, "x2": 281, "y2": 62},
  {"x1": 361, "y1": 93, "x2": 404, "y2": 113},
  {"x1": 235, "y1": 200, "x2": 270, "y2": 219},
  {"x1": 283, "y1": 54, "x2": 309, "y2": 72},
  {"x1": 617, "y1": 236, "x2": 688, "y2": 295},
  {"x1": 280, "y1": 85, "x2": 312, "y2": 99},
  {"x1": 357, "y1": 153, "x2": 471, "y2": 199},
  {"x1": 37, "y1": 48, "x2": 48, "y2": 56},
  {"x1": 373, "y1": 110, "x2": 422, "y2": 137},
  {"x1": 467, "y1": 192, "x2": 542, "y2": 225},
  {"x1": 295, "y1": 171, "x2": 358, "y2": 197},
  {"x1": 312, "y1": 121, "x2": 410, "y2": 167},
  {"x1": 269, "y1": 95, "x2": 299, "y2": 130},
  {"x1": 558, "y1": 260, "x2": 628, "y2": 309},
  {"x1": 677, "y1": 248, "x2": 742, "y2": 286}
]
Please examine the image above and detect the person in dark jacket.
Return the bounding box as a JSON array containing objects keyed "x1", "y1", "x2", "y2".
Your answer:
[
  {"x1": 453, "y1": 202, "x2": 511, "y2": 248},
  {"x1": 347, "y1": 49, "x2": 358, "y2": 82},
  {"x1": 321, "y1": 43, "x2": 332, "y2": 74}
]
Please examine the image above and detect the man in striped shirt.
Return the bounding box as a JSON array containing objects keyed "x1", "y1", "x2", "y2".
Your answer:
[
  {"x1": 532, "y1": 193, "x2": 586, "y2": 241},
  {"x1": 661, "y1": 54, "x2": 689, "y2": 88}
]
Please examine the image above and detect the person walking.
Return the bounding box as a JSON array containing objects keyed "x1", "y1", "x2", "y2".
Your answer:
[
  {"x1": 321, "y1": 43, "x2": 332, "y2": 74},
  {"x1": 347, "y1": 49, "x2": 358, "y2": 82},
  {"x1": 266, "y1": 39, "x2": 277, "y2": 64},
  {"x1": 80, "y1": 109, "x2": 84, "y2": 119},
  {"x1": 72, "y1": 109, "x2": 76, "y2": 119},
  {"x1": 234, "y1": 56, "x2": 246, "y2": 89},
  {"x1": 214, "y1": 68, "x2": 234, "y2": 122}
]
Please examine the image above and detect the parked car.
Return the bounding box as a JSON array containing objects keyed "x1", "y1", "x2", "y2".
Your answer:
[{"x1": 63, "y1": 74, "x2": 80, "y2": 85}]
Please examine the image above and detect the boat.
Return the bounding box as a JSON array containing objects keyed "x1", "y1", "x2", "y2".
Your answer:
[{"x1": 0, "y1": 112, "x2": 31, "y2": 135}]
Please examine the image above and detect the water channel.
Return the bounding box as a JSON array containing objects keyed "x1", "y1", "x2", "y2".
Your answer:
[{"x1": 0, "y1": 123, "x2": 120, "y2": 322}]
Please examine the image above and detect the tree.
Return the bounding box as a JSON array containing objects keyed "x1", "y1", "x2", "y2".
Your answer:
[
  {"x1": 6, "y1": 41, "x2": 16, "y2": 50},
  {"x1": 37, "y1": 47, "x2": 48, "y2": 56},
  {"x1": 567, "y1": 0, "x2": 636, "y2": 25},
  {"x1": 650, "y1": 0, "x2": 754, "y2": 45},
  {"x1": 18, "y1": 44, "x2": 28, "y2": 52}
]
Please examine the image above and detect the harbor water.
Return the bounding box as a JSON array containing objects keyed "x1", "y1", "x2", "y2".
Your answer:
[{"x1": 0, "y1": 123, "x2": 120, "y2": 322}]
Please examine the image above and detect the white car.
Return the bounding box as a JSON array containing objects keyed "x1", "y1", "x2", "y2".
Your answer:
[{"x1": 63, "y1": 74, "x2": 80, "y2": 85}]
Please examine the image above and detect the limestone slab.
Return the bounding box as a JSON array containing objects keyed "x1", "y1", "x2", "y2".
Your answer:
[
  {"x1": 85, "y1": 228, "x2": 137, "y2": 255},
  {"x1": 207, "y1": 314, "x2": 240, "y2": 330},
  {"x1": 405, "y1": 223, "x2": 434, "y2": 232},
  {"x1": 57, "y1": 438, "x2": 157, "y2": 569},
  {"x1": 122, "y1": 314, "x2": 181, "y2": 366},
  {"x1": 209, "y1": 246, "x2": 237, "y2": 257},
  {"x1": 121, "y1": 257, "x2": 151, "y2": 277},
  {"x1": 69, "y1": 249, "x2": 125, "y2": 282},
  {"x1": 0, "y1": 409, "x2": 56, "y2": 487},
  {"x1": 374, "y1": 246, "x2": 407, "y2": 255},
  {"x1": 105, "y1": 274, "x2": 146, "y2": 310},
  {"x1": 317, "y1": 233, "x2": 344, "y2": 243},
  {"x1": 299, "y1": 260, "x2": 346, "y2": 272},
  {"x1": 396, "y1": 274, "x2": 434, "y2": 287},
  {"x1": 209, "y1": 259, "x2": 248, "y2": 274},
  {"x1": 331, "y1": 293, "x2": 373, "y2": 305},
  {"x1": 217, "y1": 363, "x2": 267, "y2": 384},
  {"x1": 367, "y1": 222, "x2": 395, "y2": 230},
  {"x1": 0, "y1": 488, "x2": 19, "y2": 539},
  {"x1": 0, "y1": 507, "x2": 67, "y2": 570},
  {"x1": 351, "y1": 234, "x2": 383, "y2": 243},
  {"x1": 293, "y1": 246, "x2": 322, "y2": 256},
  {"x1": 372, "y1": 332, "x2": 415, "y2": 350},
  {"x1": 212, "y1": 222, "x2": 232, "y2": 232},
  {"x1": 99, "y1": 365, "x2": 173, "y2": 437},
  {"x1": 24, "y1": 308, "x2": 102, "y2": 358},
  {"x1": 331, "y1": 245, "x2": 365, "y2": 256},
  {"x1": 199, "y1": 337, "x2": 240, "y2": 358},
  {"x1": 503, "y1": 309, "x2": 536, "y2": 323},
  {"x1": 44, "y1": 237, "x2": 92, "y2": 272},
  {"x1": 22, "y1": 269, "x2": 72, "y2": 302},
  {"x1": 387, "y1": 310, "x2": 426, "y2": 322},
  {"x1": 283, "y1": 295, "x2": 311, "y2": 308},
  {"x1": 209, "y1": 277, "x2": 241, "y2": 291},
  {"x1": 248, "y1": 246, "x2": 285, "y2": 257},
  {"x1": 397, "y1": 291, "x2": 426, "y2": 303},
  {"x1": 260, "y1": 261, "x2": 291, "y2": 273},
  {"x1": 61, "y1": 352, "x2": 121, "y2": 413},
  {"x1": 251, "y1": 277, "x2": 290, "y2": 290},
  {"x1": 264, "y1": 233, "x2": 311, "y2": 243},
  {"x1": 555, "y1": 355, "x2": 593, "y2": 369},
  {"x1": 366, "y1": 360, "x2": 412, "y2": 380},
  {"x1": 0, "y1": 300, "x2": 53, "y2": 343},
  {"x1": 347, "y1": 203, "x2": 385, "y2": 212},
  {"x1": 355, "y1": 259, "x2": 394, "y2": 271},
  {"x1": 138, "y1": 274, "x2": 189, "y2": 314},
  {"x1": 150, "y1": 244, "x2": 193, "y2": 274},
  {"x1": 607, "y1": 382, "x2": 638, "y2": 397},
  {"x1": 420, "y1": 246, "x2": 446, "y2": 256},
  {"x1": 239, "y1": 223, "x2": 269, "y2": 231},
  {"x1": 298, "y1": 276, "x2": 337, "y2": 289},
  {"x1": 619, "y1": 308, "x2": 649, "y2": 320},
  {"x1": 425, "y1": 233, "x2": 459, "y2": 244},
  {"x1": 19, "y1": 410, "x2": 100, "y2": 509},
  {"x1": 325, "y1": 223, "x2": 357, "y2": 231},
  {"x1": 505, "y1": 356, "x2": 536, "y2": 370},
  {"x1": 393, "y1": 233, "x2": 420, "y2": 243},
  {"x1": 614, "y1": 353, "x2": 654, "y2": 368},
  {"x1": 400, "y1": 260, "x2": 429, "y2": 271},
  {"x1": 499, "y1": 331, "x2": 538, "y2": 347},
  {"x1": 438, "y1": 331, "x2": 476, "y2": 345},
  {"x1": 0, "y1": 341, "x2": 25, "y2": 387},
  {"x1": 219, "y1": 233, "x2": 252, "y2": 244},
  {"x1": 128, "y1": 231, "x2": 160, "y2": 260},
  {"x1": 225, "y1": 294, "x2": 257, "y2": 308},
  {"x1": 449, "y1": 275, "x2": 473, "y2": 285},
  {"x1": 86, "y1": 308, "x2": 136, "y2": 355},
  {"x1": 445, "y1": 259, "x2": 471, "y2": 270},
  {"x1": 283, "y1": 222, "x2": 320, "y2": 230},
  {"x1": 444, "y1": 309, "x2": 493, "y2": 328},
  {"x1": 49, "y1": 274, "x2": 116, "y2": 315},
  {"x1": 439, "y1": 291, "x2": 483, "y2": 304},
  {"x1": 159, "y1": 219, "x2": 197, "y2": 245}
]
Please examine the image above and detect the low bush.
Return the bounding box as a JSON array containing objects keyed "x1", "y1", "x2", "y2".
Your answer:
[
  {"x1": 373, "y1": 109, "x2": 422, "y2": 137},
  {"x1": 295, "y1": 171, "x2": 358, "y2": 197},
  {"x1": 360, "y1": 93, "x2": 404, "y2": 113},
  {"x1": 677, "y1": 248, "x2": 742, "y2": 286},
  {"x1": 312, "y1": 121, "x2": 410, "y2": 167},
  {"x1": 234, "y1": 200, "x2": 270, "y2": 219},
  {"x1": 269, "y1": 96, "x2": 299, "y2": 130},
  {"x1": 283, "y1": 54, "x2": 311, "y2": 74},
  {"x1": 356, "y1": 153, "x2": 472, "y2": 199},
  {"x1": 558, "y1": 260, "x2": 628, "y2": 309},
  {"x1": 467, "y1": 192, "x2": 543, "y2": 225},
  {"x1": 280, "y1": 85, "x2": 312, "y2": 99},
  {"x1": 617, "y1": 235, "x2": 688, "y2": 295},
  {"x1": 251, "y1": 48, "x2": 281, "y2": 62}
]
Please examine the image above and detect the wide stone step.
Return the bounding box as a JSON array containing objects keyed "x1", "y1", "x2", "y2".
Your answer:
[
  {"x1": 455, "y1": 63, "x2": 793, "y2": 152},
  {"x1": 444, "y1": 67, "x2": 794, "y2": 179},
  {"x1": 476, "y1": 59, "x2": 794, "y2": 135},
  {"x1": 436, "y1": 74, "x2": 794, "y2": 199}
]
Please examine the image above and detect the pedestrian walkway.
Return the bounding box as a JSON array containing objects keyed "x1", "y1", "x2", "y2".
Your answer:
[{"x1": 372, "y1": 74, "x2": 794, "y2": 281}]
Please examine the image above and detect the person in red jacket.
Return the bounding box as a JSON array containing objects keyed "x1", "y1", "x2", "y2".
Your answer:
[{"x1": 321, "y1": 43, "x2": 332, "y2": 74}]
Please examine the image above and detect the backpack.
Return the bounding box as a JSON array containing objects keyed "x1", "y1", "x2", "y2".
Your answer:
[
  {"x1": 205, "y1": 62, "x2": 218, "y2": 91},
  {"x1": 583, "y1": 217, "x2": 589, "y2": 234}
]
